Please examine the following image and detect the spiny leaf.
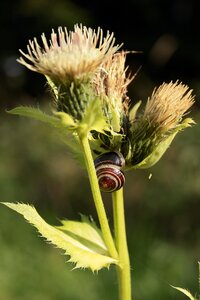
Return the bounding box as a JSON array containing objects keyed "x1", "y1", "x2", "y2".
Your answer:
[
  {"x1": 53, "y1": 111, "x2": 77, "y2": 128},
  {"x1": 8, "y1": 106, "x2": 84, "y2": 165},
  {"x1": 131, "y1": 117, "x2": 195, "y2": 170},
  {"x1": 1, "y1": 203, "x2": 118, "y2": 271},
  {"x1": 134, "y1": 132, "x2": 177, "y2": 169},
  {"x1": 57, "y1": 215, "x2": 107, "y2": 255},
  {"x1": 171, "y1": 286, "x2": 197, "y2": 300},
  {"x1": 8, "y1": 106, "x2": 62, "y2": 128}
]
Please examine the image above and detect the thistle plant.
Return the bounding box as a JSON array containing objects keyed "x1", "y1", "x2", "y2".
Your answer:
[{"x1": 1, "y1": 24, "x2": 196, "y2": 300}]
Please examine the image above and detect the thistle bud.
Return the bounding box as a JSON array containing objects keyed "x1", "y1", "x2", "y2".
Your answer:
[
  {"x1": 127, "y1": 81, "x2": 195, "y2": 169},
  {"x1": 143, "y1": 81, "x2": 194, "y2": 132}
]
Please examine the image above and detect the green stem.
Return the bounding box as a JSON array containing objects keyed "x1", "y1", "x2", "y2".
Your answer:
[
  {"x1": 112, "y1": 188, "x2": 132, "y2": 300},
  {"x1": 79, "y1": 134, "x2": 118, "y2": 259}
]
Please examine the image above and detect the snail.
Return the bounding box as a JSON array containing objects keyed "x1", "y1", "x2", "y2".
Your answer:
[{"x1": 94, "y1": 152, "x2": 125, "y2": 192}]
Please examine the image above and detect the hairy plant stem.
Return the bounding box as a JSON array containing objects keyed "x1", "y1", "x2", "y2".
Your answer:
[
  {"x1": 112, "y1": 189, "x2": 132, "y2": 300},
  {"x1": 79, "y1": 134, "x2": 118, "y2": 260}
]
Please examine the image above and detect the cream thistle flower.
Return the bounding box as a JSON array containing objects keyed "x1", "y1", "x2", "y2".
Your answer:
[
  {"x1": 17, "y1": 24, "x2": 121, "y2": 121},
  {"x1": 17, "y1": 24, "x2": 121, "y2": 83}
]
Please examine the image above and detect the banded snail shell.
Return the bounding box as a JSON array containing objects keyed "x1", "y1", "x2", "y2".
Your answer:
[{"x1": 94, "y1": 152, "x2": 125, "y2": 193}]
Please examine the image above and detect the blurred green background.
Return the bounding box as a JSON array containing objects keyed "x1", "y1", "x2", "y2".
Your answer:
[{"x1": 0, "y1": 1, "x2": 199, "y2": 299}]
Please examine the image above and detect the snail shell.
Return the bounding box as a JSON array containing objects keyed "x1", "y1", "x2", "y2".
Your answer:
[{"x1": 94, "y1": 152, "x2": 125, "y2": 193}]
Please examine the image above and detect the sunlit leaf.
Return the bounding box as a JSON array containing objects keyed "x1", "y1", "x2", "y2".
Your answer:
[
  {"x1": 134, "y1": 132, "x2": 177, "y2": 169},
  {"x1": 8, "y1": 106, "x2": 84, "y2": 165},
  {"x1": 132, "y1": 117, "x2": 195, "y2": 169},
  {"x1": 57, "y1": 215, "x2": 107, "y2": 254},
  {"x1": 8, "y1": 106, "x2": 61, "y2": 128},
  {"x1": 54, "y1": 111, "x2": 77, "y2": 128},
  {"x1": 171, "y1": 286, "x2": 197, "y2": 300},
  {"x1": 2, "y1": 203, "x2": 118, "y2": 271}
]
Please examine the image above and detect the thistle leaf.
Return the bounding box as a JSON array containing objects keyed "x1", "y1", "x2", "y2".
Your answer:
[
  {"x1": 1, "y1": 203, "x2": 117, "y2": 271},
  {"x1": 57, "y1": 215, "x2": 107, "y2": 254},
  {"x1": 53, "y1": 111, "x2": 77, "y2": 128},
  {"x1": 8, "y1": 106, "x2": 61, "y2": 128},
  {"x1": 134, "y1": 132, "x2": 177, "y2": 169},
  {"x1": 8, "y1": 106, "x2": 84, "y2": 165},
  {"x1": 171, "y1": 286, "x2": 197, "y2": 300}
]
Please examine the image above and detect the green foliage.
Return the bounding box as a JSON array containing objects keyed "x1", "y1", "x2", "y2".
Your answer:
[
  {"x1": 0, "y1": 206, "x2": 115, "y2": 300},
  {"x1": 1, "y1": 203, "x2": 117, "y2": 271},
  {"x1": 129, "y1": 117, "x2": 194, "y2": 170},
  {"x1": 8, "y1": 106, "x2": 84, "y2": 163},
  {"x1": 8, "y1": 106, "x2": 61, "y2": 128},
  {"x1": 8, "y1": 100, "x2": 110, "y2": 149}
]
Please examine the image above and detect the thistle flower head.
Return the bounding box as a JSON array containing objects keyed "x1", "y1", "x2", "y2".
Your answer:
[
  {"x1": 17, "y1": 24, "x2": 121, "y2": 83},
  {"x1": 126, "y1": 81, "x2": 195, "y2": 169},
  {"x1": 92, "y1": 51, "x2": 134, "y2": 133},
  {"x1": 143, "y1": 81, "x2": 195, "y2": 132},
  {"x1": 93, "y1": 52, "x2": 133, "y2": 111}
]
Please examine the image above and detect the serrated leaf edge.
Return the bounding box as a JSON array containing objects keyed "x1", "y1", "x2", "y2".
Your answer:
[{"x1": 1, "y1": 202, "x2": 118, "y2": 271}]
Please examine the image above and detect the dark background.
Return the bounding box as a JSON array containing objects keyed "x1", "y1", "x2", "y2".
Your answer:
[{"x1": 0, "y1": 1, "x2": 199, "y2": 300}]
